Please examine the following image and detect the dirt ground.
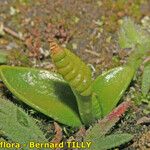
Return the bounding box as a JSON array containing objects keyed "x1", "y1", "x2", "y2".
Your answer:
[{"x1": 0, "y1": 0, "x2": 150, "y2": 149}]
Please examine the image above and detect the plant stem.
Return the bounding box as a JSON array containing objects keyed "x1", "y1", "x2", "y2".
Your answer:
[{"x1": 72, "y1": 89, "x2": 94, "y2": 125}]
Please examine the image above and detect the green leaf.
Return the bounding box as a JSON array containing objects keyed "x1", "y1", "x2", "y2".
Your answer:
[
  {"x1": 91, "y1": 93, "x2": 102, "y2": 119},
  {"x1": 0, "y1": 98, "x2": 48, "y2": 146},
  {"x1": 0, "y1": 65, "x2": 82, "y2": 127},
  {"x1": 16, "y1": 109, "x2": 29, "y2": 127},
  {"x1": 142, "y1": 63, "x2": 150, "y2": 97},
  {"x1": 118, "y1": 18, "x2": 150, "y2": 50},
  {"x1": 88, "y1": 133, "x2": 133, "y2": 150},
  {"x1": 85, "y1": 101, "x2": 131, "y2": 141},
  {"x1": 92, "y1": 66, "x2": 134, "y2": 116}
]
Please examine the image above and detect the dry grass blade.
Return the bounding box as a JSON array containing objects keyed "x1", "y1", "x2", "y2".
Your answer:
[{"x1": 51, "y1": 122, "x2": 63, "y2": 144}]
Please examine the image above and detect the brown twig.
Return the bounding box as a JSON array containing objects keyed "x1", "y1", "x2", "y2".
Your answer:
[
  {"x1": 3, "y1": 26, "x2": 25, "y2": 41},
  {"x1": 136, "y1": 117, "x2": 150, "y2": 125},
  {"x1": 85, "y1": 49, "x2": 100, "y2": 57},
  {"x1": 1, "y1": 22, "x2": 25, "y2": 41}
]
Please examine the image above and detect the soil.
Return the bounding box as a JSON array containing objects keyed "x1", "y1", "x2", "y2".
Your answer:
[{"x1": 0, "y1": 0, "x2": 150, "y2": 149}]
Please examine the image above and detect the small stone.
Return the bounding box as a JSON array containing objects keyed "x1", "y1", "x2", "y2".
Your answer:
[
  {"x1": 72, "y1": 43, "x2": 77, "y2": 50},
  {"x1": 10, "y1": 7, "x2": 20, "y2": 16}
]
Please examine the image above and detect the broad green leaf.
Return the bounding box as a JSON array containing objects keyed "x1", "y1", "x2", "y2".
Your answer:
[
  {"x1": 92, "y1": 66, "x2": 134, "y2": 116},
  {"x1": 0, "y1": 65, "x2": 82, "y2": 127},
  {"x1": 87, "y1": 133, "x2": 133, "y2": 150},
  {"x1": 142, "y1": 63, "x2": 150, "y2": 97}
]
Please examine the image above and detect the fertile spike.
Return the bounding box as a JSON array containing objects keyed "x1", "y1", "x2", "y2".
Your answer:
[
  {"x1": 49, "y1": 39, "x2": 63, "y2": 54},
  {"x1": 49, "y1": 40, "x2": 92, "y2": 96}
]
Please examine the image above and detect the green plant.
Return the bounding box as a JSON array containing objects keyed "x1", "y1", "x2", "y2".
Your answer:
[
  {"x1": 0, "y1": 18, "x2": 149, "y2": 128},
  {"x1": 50, "y1": 40, "x2": 94, "y2": 125}
]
